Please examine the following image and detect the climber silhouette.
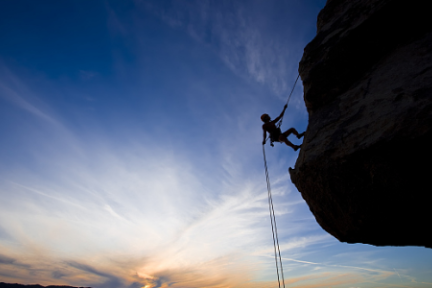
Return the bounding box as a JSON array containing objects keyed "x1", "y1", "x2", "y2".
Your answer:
[{"x1": 261, "y1": 104, "x2": 305, "y2": 151}]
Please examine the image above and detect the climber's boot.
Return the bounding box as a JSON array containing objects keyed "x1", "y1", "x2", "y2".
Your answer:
[{"x1": 297, "y1": 132, "x2": 305, "y2": 139}]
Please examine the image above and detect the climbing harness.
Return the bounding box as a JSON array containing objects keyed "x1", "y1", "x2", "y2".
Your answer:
[
  {"x1": 262, "y1": 74, "x2": 300, "y2": 288},
  {"x1": 270, "y1": 74, "x2": 301, "y2": 147}
]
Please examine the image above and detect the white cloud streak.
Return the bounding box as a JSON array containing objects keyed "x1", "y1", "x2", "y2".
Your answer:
[
  {"x1": 139, "y1": 0, "x2": 300, "y2": 97},
  {"x1": 0, "y1": 69, "x2": 59, "y2": 125},
  {"x1": 0, "y1": 67, "x2": 301, "y2": 287}
]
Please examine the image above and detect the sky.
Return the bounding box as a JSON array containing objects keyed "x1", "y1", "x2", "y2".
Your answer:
[{"x1": 0, "y1": 1, "x2": 431, "y2": 288}]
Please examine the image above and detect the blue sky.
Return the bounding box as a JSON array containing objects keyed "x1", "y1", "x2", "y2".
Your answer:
[{"x1": 0, "y1": 1, "x2": 431, "y2": 287}]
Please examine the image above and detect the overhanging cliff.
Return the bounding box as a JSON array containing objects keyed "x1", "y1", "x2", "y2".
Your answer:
[{"x1": 290, "y1": 0, "x2": 432, "y2": 248}]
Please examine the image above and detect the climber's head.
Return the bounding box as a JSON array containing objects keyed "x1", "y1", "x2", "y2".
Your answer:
[{"x1": 261, "y1": 114, "x2": 271, "y2": 122}]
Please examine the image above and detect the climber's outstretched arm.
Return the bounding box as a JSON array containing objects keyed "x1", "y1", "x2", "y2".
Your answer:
[{"x1": 273, "y1": 104, "x2": 287, "y2": 123}]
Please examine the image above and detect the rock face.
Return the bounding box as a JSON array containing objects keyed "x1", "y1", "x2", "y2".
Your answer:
[{"x1": 290, "y1": 0, "x2": 432, "y2": 248}]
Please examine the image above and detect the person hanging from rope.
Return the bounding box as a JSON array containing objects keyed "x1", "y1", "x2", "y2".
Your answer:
[{"x1": 261, "y1": 104, "x2": 305, "y2": 151}]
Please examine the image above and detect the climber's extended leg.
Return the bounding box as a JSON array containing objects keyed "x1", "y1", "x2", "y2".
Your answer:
[
  {"x1": 278, "y1": 134, "x2": 301, "y2": 151},
  {"x1": 282, "y1": 128, "x2": 305, "y2": 139}
]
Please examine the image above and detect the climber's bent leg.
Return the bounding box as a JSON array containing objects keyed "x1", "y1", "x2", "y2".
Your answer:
[
  {"x1": 282, "y1": 128, "x2": 305, "y2": 139},
  {"x1": 279, "y1": 135, "x2": 301, "y2": 151}
]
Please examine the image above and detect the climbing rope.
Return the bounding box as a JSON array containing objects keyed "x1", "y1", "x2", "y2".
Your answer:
[
  {"x1": 263, "y1": 145, "x2": 286, "y2": 288},
  {"x1": 278, "y1": 73, "x2": 300, "y2": 129},
  {"x1": 262, "y1": 74, "x2": 300, "y2": 288}
]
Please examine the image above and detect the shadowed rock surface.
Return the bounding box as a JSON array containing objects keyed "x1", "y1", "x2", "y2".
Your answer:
[
  {"x1": 0, "y1": 283, "x2": 90, "y2": 288},
  {"x1": 290, "y1": 0, "x2": 432, "y2": 248}
]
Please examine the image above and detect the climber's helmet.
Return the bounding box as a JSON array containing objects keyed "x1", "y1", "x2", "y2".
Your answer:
[{"x1": 261, "y1": 114, "x2": 271, "y2": 122}]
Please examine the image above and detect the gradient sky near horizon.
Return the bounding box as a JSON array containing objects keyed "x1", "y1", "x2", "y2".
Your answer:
[{"x1": 0, "y1": 1, "x2": 431, "y2": 288}]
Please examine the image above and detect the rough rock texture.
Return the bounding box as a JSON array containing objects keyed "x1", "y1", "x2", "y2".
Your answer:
[{"x1": 290, "y1": 0, "x2": 432, "y2": 248}]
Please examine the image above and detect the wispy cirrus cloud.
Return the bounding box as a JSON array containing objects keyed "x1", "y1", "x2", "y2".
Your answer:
[
  {"x1": 0, "y1": 68, "x2": 59, "y2": 125},
  {"x1": 137, "y1": 0, "x2": 301, "y2": 96},
  {"x1": 0, "y1": 68, "x2": 295, "y2": 287}
]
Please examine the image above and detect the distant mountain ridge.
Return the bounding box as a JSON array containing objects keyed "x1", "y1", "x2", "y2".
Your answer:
[{"x1": 0, "y1": 283, "x2": 91, "y2": 288}]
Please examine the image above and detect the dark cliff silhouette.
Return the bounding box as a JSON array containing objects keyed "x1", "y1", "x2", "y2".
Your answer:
[{"x1": 290, "y1": 0, "x2": 432, "y2": 248}]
